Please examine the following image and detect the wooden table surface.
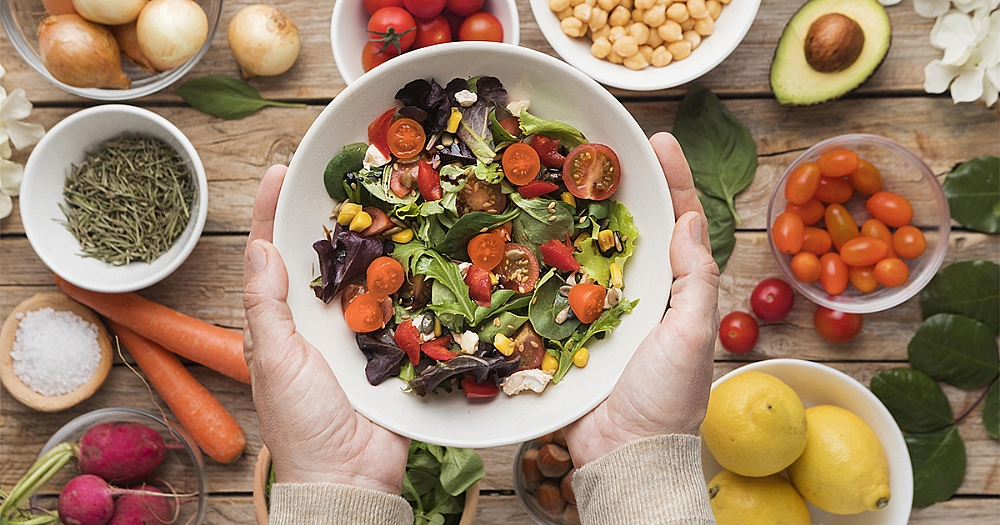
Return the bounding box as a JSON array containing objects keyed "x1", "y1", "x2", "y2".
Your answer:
[{"x1": 2, "y1": 0, "x2": 998, "y2": 523}]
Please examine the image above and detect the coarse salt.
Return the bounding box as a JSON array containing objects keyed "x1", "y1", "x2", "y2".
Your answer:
[{"x1": 11, "y1": 307, "x2": 102, "y2": 396}]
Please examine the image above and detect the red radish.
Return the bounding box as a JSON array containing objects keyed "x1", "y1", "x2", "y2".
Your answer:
[
  {"x1": 58, "y1": 475, "x2": 116, "y2": 525},
  {"x1": 109, "y1": 486, "x2": 175, "y2": 525},
  {"x1": 79, "y1": 423, "x2": 165, "y2": 485}
]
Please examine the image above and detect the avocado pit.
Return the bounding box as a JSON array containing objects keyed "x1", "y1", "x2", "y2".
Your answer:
[{"x1": 804, "y1": 13, "x2": 865, "y2": 73}]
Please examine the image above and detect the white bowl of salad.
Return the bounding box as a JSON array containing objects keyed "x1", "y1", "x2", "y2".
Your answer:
[{"x1": 272, "y1": 42, "x2": 674, "y2": 448}]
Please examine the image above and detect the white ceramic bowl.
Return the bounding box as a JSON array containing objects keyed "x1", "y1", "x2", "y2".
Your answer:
[
  {"x1": 273, "y1": 42, "x2": 674, "y2": 447},
  {"x1": 528, "y1": 0, "x2": 760, "y2": 91},
  {"x1": 331, "y1": 0, "x2": 520, "y2": 85},
  {"x1": 702, "y1": 359, "x2": 913, "y2": 525},
  {"x1": 20, "y1": 105, "x2": 208, "y2": 293}
]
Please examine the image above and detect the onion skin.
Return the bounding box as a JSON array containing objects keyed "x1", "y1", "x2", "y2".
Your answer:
[
  {"x1": 136, "y1": 0, "x2": 208, "y2": 71},
  {"x1": 42, "y1": 0, "x2": 77, "y2": 15},
  {"x1": 37, "y1": 14, "x2": 131, "y2": 89},
  {"x1": 110, "y1": 22, "x2": 158, "y2": 74},
  {"x1": 227, "y1": 4, "x2": 301, "y2": 78},
  {"x1": 72, "y1": 0, "x2": 145, "y2": 25}
]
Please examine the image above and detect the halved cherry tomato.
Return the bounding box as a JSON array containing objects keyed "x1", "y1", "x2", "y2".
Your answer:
[
  {"x1": 801, "y1": 227, "x2": 832, "y2": 255},
  {"x1": 491, "y1": 221, "x2": 513, "y2": 241},
  {"x1": 893, "y1": 226, "x2": 926, "y2": 259},
  {"x1": 457, "y1": 179, "x2": 506, "y2": 215},
  {"x1": 824, "y1": 204, "x2": 859, "y2": 251},
  {"x1": 817, "y1": 149, "x2": 859, "y2": 178},
  {"x1": 839, "y1": 237, "x2": 889, "y2": 267},
  {"x1": 468, "y1": 232, "x2": 505, "y2": 270},
  {"x1": 791, "y1": 252, "x2": 821, "y2": 283},
  {"x1": 368, "y1": 109, "x2": 395, "y2": 156},
  {"x1": 719, "y1": 312, "x2": 758, "y2": 354},
  {"x1": 539, "y1": 239, "x2": 581, "y2": 272},
  {"x1": 361, "y1": 206, "x2": 394, "y2": 236},
  {"x1": 563, "y1": 144, "x2": 621, "y2": 200},
  {"x1": 464, "y1": 263, "x2": 493, "y2": 306},
  {"x1": 422, "y1": 336, "x2": 458, "y2": 361},
  {"x1": 417, "y1": 160, "x2": 442, "y2": 200},
  {"x1": 341, "y1": 283, "x2": 366, "y2": 313},
  {"x1": 814, "y1": 306, "x2": 862, "y2": 343},
  {"x1": 367, "y1": 257, "x2": 405, "y2": 299},
  {"x1": 394, "y1": 320, "x2": 422, "y2": 365},
  {"x1": 502, "y1": 142, "x2": 541, "y2": 186},
  {"x1": 866, "y1": 191, "x2": 913, "y2": 228},
  {"x1": 784, "y1": 162, "x2": 821, "y2": 205},
  {"x1": 390, "y1": 162, "x2": 418, "y2": 198},
  {"x1": 387, "y1": 118, "x2": 426, "y2": 159},
  {"x1": 531, "y1": 135, "x2": 566, "y2": 169},
  {"x1": 772, "y1": 212, "x2": 805, "y2": 254},
  {"x1": 498, "y1": 117, "x2": 521, "y2": 138},
  {"x1": 874, "y1": 258, "x2": 909, "y2": 287},
  {"x1": 814, "y1": 177, "x2": 853, "y2": 203},
  {"x1": 849, "y1": 265, "x2": 878, "y2": 293},
  {"x1": 367, "y1": 6, "x2": 417, "y2": 53},
  {"x1": 361, "y1": 41, "x2": 400, "y2": 73},
  {"x1": 517, "y1": 180, "x2": 559, "y2": 199},
  {"x1": 496, "y1": 243, "x2": 540, "y2": 293},
  {"x1": 461, "y1": 375, "x2": 499, "y2": 398},
  {"x1": 848, "y1": 159, "x2": 883, "y2": 195},
  {"x1": 344, "y1": 293, "x2": 385, "y2": 333},
  {"x1": 785, "y1": 198, "x2": 825, "y2": 225},
  {"x1": 511, "y1": 323, "x2": 544, "y2": 370},
  {"x1": 819, "y1": 252, "x2": 849, "y2": 295},
  {"x1": 568, "y1": 283, "x2": 606, "y2": 324},
  {"x1": 860, "y1": 218, "x2": 896, "y2": 258}
]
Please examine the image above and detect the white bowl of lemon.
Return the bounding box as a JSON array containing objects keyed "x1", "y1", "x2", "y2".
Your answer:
[{"x1": 700, "y1": 359, "x2": 913, "y2": 525}]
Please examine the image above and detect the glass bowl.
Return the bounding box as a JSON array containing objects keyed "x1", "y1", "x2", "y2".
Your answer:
[
  {"x1": 513, "y1": 437, "x2": 580, "y2": 525},
  {"x1": 767, "y1": 134, "x2": 950, "y2": 314},
  {"x1": 37, "y1": 407, "x2": 208, "y2": 524},
  {"x1": 1, "y1": 0, "x2": 222, "y2": 100}
]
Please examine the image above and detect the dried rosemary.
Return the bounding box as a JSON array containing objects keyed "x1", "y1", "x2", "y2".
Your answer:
[{"x1": 59, "y1": 136, "x2": 195, "y2": 265}]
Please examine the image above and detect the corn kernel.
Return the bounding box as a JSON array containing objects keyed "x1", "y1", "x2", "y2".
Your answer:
[
  {"x1": 489, "y1": 271, "x2": 499, "y2": 285},
  {"x1": 573, "y1": 347, "x2": 590, "y2": 368},
  {"x1": 433, "y1": 317, "x2": 442, "y2": 337},
  {"x1": 560, "y1": 192, "x2": 577, "y2": 207},
  {"x1": 683, "y1": 30, "x2": 701, "y2": 50},
  {"x1": 550, "y1": 0, "x2": 571, "y2": 11},
  {"x1": 609, "y1": 5, "x2": 630, "y2": 26},
  {"x1": 390, "y1": 228, "x2": 414, "y2": 243},
  {"x1": 694, "y1": 15, "x2": 714, "y2": 36},
  {"x1": 612, "y1": 35, "x2": 639, "y2": 57},
  {"x1": 707, "y1": 0, "x2": 722, "y2": 18},
  {"x1": 446, "y1": 107, "x2": 462, "y2": 133},
  {"x1": 651, "y1": 45, "x2": 672, "y2": 67},
  {"x1": 687, "y1": 0, "x2": 708, "y2": 18},
  {"x1": 337, "y1": 202, "x2": 363, "y2": 225},
  {"x1": 494, "y1": 333, "x2": 515, "y2": 356},
  {"x1": 542, "y1": 353, "x2": 559, "y2": 373},
  {"x1": 628, "y1": 22, "x2": 650, "y2": 45},
  {"x1": 623, "y1": 51, "x2": 649, "y2": 70},
  {"x1": 349, "y1": 210, "x2": 372, "y2": 232},
  {"x1": 589, "y1": 7, "x2": 608, "y2": 31},
  {"x1": 643, "y1": 4, "x2": 666, "y2": 26},
  {"x1": 598, "y1": 229, "x2": 617, "y2": 251},
  {"x1": 657, "y1": 20, "x2": 683, "y2": 42},
  {"x1": 574, "y1": 232, "x2": 591, "y2": 249},
  {"x1": 610, "y1": 263, "x2": 624, "y2": 288},
  {"x1": 597, "y1": 0, "x2": 619, "y2": 10}
]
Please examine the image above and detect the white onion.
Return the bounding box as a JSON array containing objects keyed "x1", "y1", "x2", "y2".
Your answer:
[
  {"x1": 227, "y1": 4, "x2": 300, "y2": 78},
  {"x1": 72, "y1": 0, "x2": 146, "y2": 25},
  {"x1": 37, "y1": 14, "x2": 130, "y2": 89},
  {"x1": 136, "y1": 0, "x2": 208, "y2": 71}
]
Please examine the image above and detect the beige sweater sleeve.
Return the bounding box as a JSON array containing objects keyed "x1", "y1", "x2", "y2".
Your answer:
[
  {"x1": 268, "y1": 483, "x2": 414, "y2": 525},
  {"x1": 572, "y1": 434, "x2": 715, "y2": 525}
]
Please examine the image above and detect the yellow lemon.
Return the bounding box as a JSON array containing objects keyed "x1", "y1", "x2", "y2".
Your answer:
[
  {"x1": 701, "y1": 371, "x2": 808, "y2": 477},
  {"x1": 787, "y1": 405, "x2": 891, "y2": 515},
  {"x1": 708, "y1": 470, "x2": 811, "y2": 525}
]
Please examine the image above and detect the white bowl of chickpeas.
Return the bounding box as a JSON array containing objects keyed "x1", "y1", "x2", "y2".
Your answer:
[{"x1": 529, "y1": 0, "x2": 760, "y2": 90}]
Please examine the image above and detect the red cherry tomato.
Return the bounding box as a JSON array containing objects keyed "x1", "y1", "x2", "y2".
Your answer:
[
  {"x1": 368, "y1": 7, "x2": 417, "y2": 53},
  {"x1": 801, "y1": 227, "x2": 832, "y2": 255},
  {"x1": 457, "y1": 178, "x2": 506, "y2": 215},
  {"x1": 785, "y1": 198, "x2": 825, "y2": 226},
  {"x1": 458, "y1": 11, "x2": 503, "y2": 41},
  {"x1": 814, "y1": 306, "x2": 862, "y2": 343},
  {"x1": 413, "y1": 15, "x2": 452, "y2": 49},
  {"x1": 512, "y1": 323, "x2": 544, "y2": 370},
  {"x1": 849, "y1": 265, "x2": 878, "y2": 293},
  {"x1": 750, "y1": 278, "x2": 795, "y2": 322},
  {"x1": 446, "y1": 0, "x2": 484, "y2": 16},
  {"x1": 819, "y1": 252, "x2": 849, "y2": 295},
  {"x1": 468, "y1": 232, "x2": 505, "y2": 271},
  {"x1": 404, "y1": 0, "x2": 446, "y2": 18},
  {"x1": 893, "y1": 226, "x2": 927, "y2": 259},
  {"x1": 531, "y1": 135, "x2": 566, "y2": 169},
  {"x1": 874, "y1": 258, "x2": 909, "y2": 287},
  {"x1": 368, "y1": 109, "x2": 395, "y2": 156},
  {"x1": 344, "y1": 293, "x2": 385, "y2": 333},
  {"x1": 569, "y1": 283, "x2": 607, "y2": 324},
  {"x1": 464, "y1": 263, "x2": 493, "y2": 306},
  {"x1": 772, "y1": 211, "x2": 805, "y2": 255},
  {"x1": 502, "y1": 142, "x2": 542, "y2": 185},
  {"x1": 496, "y1": 243, "x2": 540, "y2": 293},
  {"x1": 791, "y1": 252, "x2": 821, "y2": 283},
  {"x1": 817, "y1": 149, "x2": 859, "y2": 178},
  {"x1": 839, "y1": 237, "x2": 889, "y2": 267},
  {"x1": 517, "y1": 180, "x2": 560, "y2": 199},
  {"x1": 417, "y1": 160, "x2": 443, "y2": 200},
  {"x1": 461, "y1": 375, "x2": 499, "y2": 398},
  {"x1": 367, "y1": 257, "x2": 405, "y2": 299},
  {"x1": 719, "y1": 312, "x2": 759, "y2": 354},
  {"x1": 814, "y1": 176, "x2": 853, "y2": 203},
  {"x1": 539, "y1": 239, "x2": 581, "y2": 272},
  {"x1": 866, "y1": 191, "x2": 914, "y2": 228},
  {"x1": 848, "y1": 159, "x2": 883, "y2": 195},
  {"x1": 365, "y1": 0, "x2": 404, "y2": 16},
  {"x1": 784, "y1": 162, "x2": 821, "y2": 205},
  {"x1": 562, "y1": 144, "x2": 621, "y2": 200},
  {"x1": 824, "y1": 203, "x2": 859, "y2": 251},
  {"x1": 394, "y1": 320, "x2": 422, "y2": 365},
  {"x1": 860, "y1": 218, "x2": 896, "y2": 259},
  {"x1": 441, "y1": 8, "x2": 464, "y2": 37},
  {"x1": 361, "y1": 41, "x2": 400, "y2": 72},
  {"x1": 422, "y1": 336, "x2": 458, "y2": 361}
]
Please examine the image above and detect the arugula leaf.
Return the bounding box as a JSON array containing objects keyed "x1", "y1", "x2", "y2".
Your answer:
[
  {"x1": 435, "y1": 207, "x2": 520, "y2": 260},
  {"x1": 552, "y1": 298, "x2": 638, "y2": 383},
  {"x1": 518, "y1": 109, "x2": 588, "y2": 148},
  {"x1": 573, "y1": 237, "x2": 611, "y2": 286},
  {"x1": 984, "y1": 381, "x2": 999, "y2": 440},
  {"x1": 942, "y1": 156, "x2": 1000, "y2": 233},
  {"x1": 920, "y1": 260, "x2": 1000, "y2": 334},
  {"x1": 906, "y1": 426, "x2": 966, "y2": 508},
  {"x1": 908, "y1": 313, "x2": 1000, "y2": 390},
  {"x1": 176, "y1": 76, "x2": 305, "y2": 120},
  {"x1": 699, "y1": 194, "x2": 736, "y2": 273},
  {"x1": 510, "y1": 193, "x2": 576, "y2": 256},
  {"x1": 529, "y1": 270, "x2": 581, "y2": 340},
  {"x1": 870, "y1": 368, "x2": 954, "y2": 433},
  {"x1": 394, "y1": 246, "x2": 479, "y2": 322},
  {"x1": 440, "y1": 447, "x2": 485, "y2": 496}
]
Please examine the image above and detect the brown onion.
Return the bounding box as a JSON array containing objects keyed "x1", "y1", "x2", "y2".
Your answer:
[
  {"x1": 227, "y1": 5, "x2": 300, "y2": 78},
  {"x1": 72, "y1": 0, "x2": 146, "y2": 25},
  {"x1": 136, "y1": 0, "x2": 208, "y2": 71},
  {"x1": 110, "y1": 22, "x2": 157, "y2": 73},
  {"x1": 42, "y1": 0, "x2": 76, "y2": 15},
  {"x1": 37, "y1": 14, "x2": 130, "y2": 89}
]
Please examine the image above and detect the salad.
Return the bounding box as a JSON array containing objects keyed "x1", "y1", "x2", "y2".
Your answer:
[{"x1": 311, "y1": 75, "x2": 638, "y2": 400}]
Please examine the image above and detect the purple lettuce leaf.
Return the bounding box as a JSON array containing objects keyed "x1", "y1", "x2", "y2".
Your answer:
[
  {"x1": 356, "y1": 328, "x2": 406, "y2": 386},
  {"x1": 312, "y1": 224, "x2": 385, "y2": 303}
]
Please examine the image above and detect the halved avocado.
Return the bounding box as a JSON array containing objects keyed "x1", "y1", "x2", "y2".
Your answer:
[{"x1": 770, "y1": 0, "x2": 891, "y2": 106}]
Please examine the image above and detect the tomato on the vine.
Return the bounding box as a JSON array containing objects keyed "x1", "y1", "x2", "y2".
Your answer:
[
  {"x1": 446, "y1": 0, "x2": 484, "y2": 16},
  {"x1": 784, "y1": 162, "x2": 820, "y2": 205},
  {"x1": 467, "y1": 232, "x2": 505, "y2": 271},
  {"x1": 404, "y1": 0, "x2": 446, "y2": 19},
  {"x1": 365, "y1": 0, "x2": 404, "y2": 16},
  {"x1": 563, "y1": 144, "x2": 621, "y2": 200},
  {"x1": 368, "y1": 7, "x2": 417, "y2": 53},
  {"x1": 838, "y1": 237, "x2": 889, "y2": 268},
  {"x1": 824, "y1": 203, "x2": 859, "y2": 251},
  {"x1": 569, "y1": 283, "x2": 607, "y2": 324},
  {"x1": 502, "y1": 142, "x2": 541, "y2": 186},
  {"x1": 814, "y1": 306, "x2": 862, "y2": 343},
  {"x1": 819, "y1": 252, "x2": 849, "y2": 295},
  {"x1": 772, "y1": 211, "x2": 804, "y2": 255},
  {"x1": 750, "y1": 278, "x2": 795, "y2": 322},
  {"x1": 874, "y1": 258, "x2": 909, "y2": 287},
  {"x1": 361, "y1": 41, "x2": 400, "y2": 72},
  {"x1": 848, "y1": 159, "x2": 883, "y2": 195},
  {"x1": 790, "y1": 252, "x2": 821, "y2": 283},
  {"x1": 814, "y1": 176, "x2": 853, "y2": 203},
  {"x1": 344, "y1": 293, "x2": 385, "y2": 333},
  {"x1": 849, "y1": 265, "x2": 878, "y2": 293},
  {"x1": 719, "y1": 312, "x2": 758, "y2": 354},
  {"x1": 458, "y1": 12, "x2": 503, "y2": 42},
  {"x1": 817, "y1": 149, "x2": 859, "y2": 178},
  {"x1": 892, "y1": 226, "x2": 926, "y2": 259},
  {"x1": 457, "y1": 178, "x2": 506, "y2": 215},
  {"x1": 866, "y1": 191, "x2": 913, "y2": 228},
  {"x1": 785, "y1": 198, "x2": 825, "y2": 225},
  {"x1": 413, "y1": 15, "x2": 452, "y2": 49},
  {"x1": 496, "y1": 243, "x2": 540, "y2": 293},
  {"x1": 531, "y1": 135, "x2": 566, "y2": 169},
  {"x1": 387, "y1": 117, "x2": 426, "y2": 159},
  {"x1": 366, "y1": 257, "x2": 405, "y2": 299}
]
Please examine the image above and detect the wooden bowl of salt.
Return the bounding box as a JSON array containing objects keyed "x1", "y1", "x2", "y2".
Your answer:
[{"x1": 0, "y1": 293, "x2": 113, "y2": 411}]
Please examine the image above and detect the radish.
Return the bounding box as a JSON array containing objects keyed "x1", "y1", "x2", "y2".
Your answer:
[
  {"x1": 58, "y1": 475, "x2": 116, "y2": 525},
  {"x1": 109, "y1": 486, "x2": 175, "y2": 525},
  {"x1": 79, "y1": 422, "x2": 166, "y2": 484}
]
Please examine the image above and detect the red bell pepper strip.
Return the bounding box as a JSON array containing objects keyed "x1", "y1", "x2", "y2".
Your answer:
[
  {"x1": 417, "y1": 160, "x2": 443, "y2": 201},
  {"x1": 368, "y1": 109, "x2": 394, "y2": 157},
  {"x1": 394, "y1": 321, "x2": 422, "y2": 365},
  {"x1": 461, "y1": 375, "x2": 499, "y2": 398},
  {"x1": 517, "y1": 180, "x2": 560, "y2": 199},
  {"x1": 540, "y1": 239, "x2": 581, "y2": 272},
  {"x1": 421, "y1": 336, "x2": 458, "y2": 361}
]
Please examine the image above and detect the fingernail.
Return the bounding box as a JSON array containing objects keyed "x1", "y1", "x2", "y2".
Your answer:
[
  {"x1": 689, "y1": 215, "x2": 703, "y2": 241},
  {"x1": 249, "y1": 242, "x2": 267, "y2": 274}
]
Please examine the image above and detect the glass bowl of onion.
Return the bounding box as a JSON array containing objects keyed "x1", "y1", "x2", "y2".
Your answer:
[{"x1": 1, "y1": 0, "x2": 222, "y2": 100}]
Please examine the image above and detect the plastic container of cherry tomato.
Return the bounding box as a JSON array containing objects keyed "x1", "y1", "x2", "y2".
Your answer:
[{"x1": 766, "y1": 134, "x2": 950, "y2": 314}]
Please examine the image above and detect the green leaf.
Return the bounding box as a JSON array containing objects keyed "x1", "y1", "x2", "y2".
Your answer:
[
  {"x1": 323, "y1": 147, "x2": 365, "y2": 201},
  {"x1": 426, "y1": 444, "x2": 446, "y2": 463},
  {"x1": 518, "y1": 109, "x2": 588, "y2": 148},
  {"x1": 176, "y1": 76, "x2": 305, "y2": 120},
  {"x1": 528, "y1": 269, "x2": 581, "y2": 340},
  {"x1": 607, "y1": 201, "x2": 638, "y2": 271},
  {"x1": 983, "y1": 381, "x2": 999, "y2": 440},
  {"x1": 552, "y1": 298, "x2": 638, "y2": 383},
  {"x1": 472, "y1": 292, "x2": 531, "y2": 327},
  {"x1": 489, "y1": 109, "x2": 519, "y2": 146},
  {"x1": 672, "y1": 85, "x2": 757, "y2": 225},
  {"x1": 439, "y1": 448, "x2": 485, "y2": 497},
  {"x1": 908, "y1": 314, "x2": 1000, "y2": 390},
  {"x1": 920, "y1": 260, "x2": 1000, "y2": 334},
  {"x1": 510, "y1": 193, "x2": 576, "y2": 256},
  {"x1": 457, "y1": 103, "x2": 496, "y2": 164},
  {"x1": 906, "y1": 426, "x2": 966, "y2": 508},
  {"x1": 870, "y1": 368, "x2": 954, "y2": 433},
  {"x1": 573, "y1": 237, "x2": 611, "y2": 286},
  {"x1": 477, "y1": 312, "x2": 528, "y2": 343},
  {"x1": 435, "y1": 207, "x2": 519, "y2": 260},
  {"x1": 397, "y1": 247, "x2": 479, "y2": 323},
  {"x1": 699, "y1": 194, "x2": 736, "y2": 273},
  {"x1": 942, "y1": 156, "x2": 1000, "y2": 233}
]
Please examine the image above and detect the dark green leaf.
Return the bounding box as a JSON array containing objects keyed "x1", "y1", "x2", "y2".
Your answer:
[
  {"x1": 440, "y1": 448, "x2": 485, "y2": 496},
  {"x1": 176, "y1": 76, "x2": 305, "y2": 120},
  {"x1": 323, "y1": 148, "x2": 365, "y2": 201},
  {"x1": 517, "y1": 109, "x2": 587, "y2": 148},
  {"x1": 407, "y1": 449, "x2": 442, "y2": 474},
  {"x1": 408, "y1": 468, "x2": 439, "y2": 497},
  {"x1": 552, "y1": 298, "x2": 638, "y2": 383},
  {"x1": 511, "y1": 193, "x2": 576, "y2": 257},
  {"x1": 435, "y1": 207, "x2": 519, "y2": 260},
  {"x1": 528, "y1": 270, "x2": 580, "y2": 340},
  {"x1": 477, "y1": 312, "x2": 528, "y2": 343},
  {"x1": 908, "y1": 314, "x2": 1000, "y2": 390},
  {"x1": 983, "y1": 381, "x2": 999, "y2": 440},
  {"x1": 672, "y1": 85, "x2": 757, "y2": 225},
  {"x1": 699, "y1": 194, "x2": 736, "y2": 273},
  {"x1": 942, "y1": 156, "x2": 1000, "y2": 233},
  {"x1": 905, "y1": 426, "x2": 966, "y2": 508},
  {"x1": 920, "y1": 260, "x2": 1000, "y2": 334},
  {"x1": 870, "y1": 368, "x2": 954, "y2": 433}
]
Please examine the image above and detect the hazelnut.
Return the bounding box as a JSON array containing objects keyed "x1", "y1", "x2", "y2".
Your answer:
[
  {"x1": 553, "y1": 429, "x2": 567, "y2": 447},
  {"x1": 563, "y1": 504, "x2": 581, "y2": 523},
  {"x1": 535, "y1": 480, "x2": 567, "y2": 516},
  {"x1": 537, "y1": 443, "x2": 573, "y2": 478},
  {"x1": 805, "y1": 13, "x2": 865, "y2": 73},
  {"x1": 522, "y1": 447, "x2": 545, "y2": 484},
  {"x1": 561, "y1": 468, "x2": 576, "y2": 504}
]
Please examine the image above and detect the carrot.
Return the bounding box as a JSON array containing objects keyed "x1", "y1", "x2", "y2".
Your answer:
[
  {"x1": 110, "y1": 322, "x2": 246, "y2": 464},
  {"x1": 54, "y1": 275, "x2": 250, "y2": 384}
]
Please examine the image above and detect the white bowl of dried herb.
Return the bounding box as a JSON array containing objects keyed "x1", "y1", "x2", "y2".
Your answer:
[{"x1": 19, "y1": 105, "x2": 208, "y2": 293}]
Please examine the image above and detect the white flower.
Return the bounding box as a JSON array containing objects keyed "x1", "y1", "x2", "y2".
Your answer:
[
  {"x1": 915, "y1": 0, "x2": 952, "y2": 18},
  {"x1": 880, "y1": 0, "x2": 902, "y2": 6},
  {"x1": 0, "y1": 140, "x2": 23, "y2": 219},
  {"x1": 921, "y1": 4, "x2": 1000, "y2": 106},
  {"x1": 924, "y1": 56, "x2": 998, "y2": 105},
  {"x1": 0, "y1": 62, "x2": 46, "y2": 219}
]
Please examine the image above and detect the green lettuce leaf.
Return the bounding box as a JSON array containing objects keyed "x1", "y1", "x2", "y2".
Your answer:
[
  {"x1": 552, "y1": 298, "x2": 638, "y2": 383},
  {"x1": 518, "y1": 109, "x2": 588, "y2": 148}
]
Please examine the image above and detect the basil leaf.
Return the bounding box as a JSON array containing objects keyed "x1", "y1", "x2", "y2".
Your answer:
[
  {"x1": 672, "y1": 86, "x2": 756, "y2": 225},
  {"x1": 176, "y1": 76, "x2": 305, "y2": 120},
  {"x1": 529, "y1": 270, "x2": 581, "y2": 340},
  {"x1": 699, "y1": 194, "x2": 736, "y2": 273},
  {"x1": 942, "y1": 156, "x2": 1000, "y2": 233},
  {"x1": 435, "y1": 207, "x2": 519, "y2": 260},
  {"x1": 440, "y1": 447, "x2": 485, "y2": 496},
  {"x1": 906, "y1": 426, "x2": 966, "y2": 508},
  {"x1": 908, "y1": 314, "x2": 1000, "y2": 390},
  {"x1": 870, "y1": 368, "x2": 954, "y2": 433},
  {"x1": 518, "y1": 109, "x2": 588, "y2": 148},
  {"x1": 984, "y1": 381, "x2": 999, "y2": 440},
  {"x1": 324, "y1": 147, "x2": 364, "y2": 201},
  {"x1": 920, "y1": 260, "x2": 1000, "y2": 334},
  {"x1": 510, "y1": 193, "x2": 576, "y2": 256}
]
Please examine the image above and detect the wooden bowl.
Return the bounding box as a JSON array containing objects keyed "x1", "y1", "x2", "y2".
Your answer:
[
  {"x1": 252, "y1": 445, "x2": 480, "y2": 524},
  {"x1": 0, "y1": 293, "x2": 112, "y2": 411}
]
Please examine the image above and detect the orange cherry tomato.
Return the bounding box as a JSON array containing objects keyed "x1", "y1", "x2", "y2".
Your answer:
[
  {"x1": 344, "y1": 293, "x2": 385, "y2": 333},
  {"x1": 785, "y1": 198, "x2": 825, "y2": 225},
  {"x1": 387, "y1": 118, "x2": 426, "y2": 159},
  {"x1": 839, "y1": 237, "x2": 889, "y2": 267},
  {"x1": 817, "y1": 149, "x2": 859, "y2": 178},
  {"x1": 814, "y1": 177, "x2": 853, "y2": 203},
  {"x1": 366, "y1": 256, "x2": 405, "y2": 299},
  {"x1": 819, "y1": 252, "x2": 849, "y2": 295},
  {"x1": 866, "y1": 191, "x2": 914, "y2": 228},
  {"x1": 568, "y1": 283, "x2": 607, "y2": 324},
  {"x1": 893, "y1": 226, "x2": 927, "y2": 259},
  {"x1": 849, "y1": 265, "x2": 878, "y2": 293},
  {"x1": 801, "y1": 227, "x2": 833, "y2": 255},
  {"x1": 772, "y1": 212, "x2": 805, "y2": 255},
  {"x1": 860, "y1": 218, "x2": 896, "y2": 258},
  {"x1": 848, "y1": 159, "x2": 883, "y2": 195},
  {"x1": 824, "y1": 204, "x2": 859, "y2": 251},
  {"x1": 791, "y1": 252, "x2": 821, "y2": 283},
  {"x1": 467, "y1": 232, "x2": 505, "y2": 270},
  {"x1": 874, "y1": 258, "x2": 909, "y2": 287},
  {"x1": 784, "y1": 162, "x2": 821, "y2": 205},
  {"x1": 502, "y1": 142, "x2": 541, "y2": 186}
]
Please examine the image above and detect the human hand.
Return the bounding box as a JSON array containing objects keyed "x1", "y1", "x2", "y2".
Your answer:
[
  {"x1": 564, "y1": 132, "x2": 720, "y2": 467},
  {"x1": 243, "y1": 165, "x2": 410, "y2": 494}
]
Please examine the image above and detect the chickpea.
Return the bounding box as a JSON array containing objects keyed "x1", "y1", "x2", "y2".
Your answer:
[
  {"x1": 643, "y1": 4, "x2": 667, "y2": 26},
  {"x1": 608, "y1": 25, "x2": 628, "y2": 42},
  {"x1": 597, "y1": 0, "x2": 620, "y2": 10},
  {"x1": 718, "y1": 0, "x2": 730, "y2": 4},
  {"x1": 550, "y1": 0, "x2": 571, "y2": 12},
  {"x1": 591, "y1": 36, "x2": 613, "y2": 58},
  {"x1": 570, "y1": 0, "x2": 585, "y2": 6},
  {"x1": 592, "y1": 24, "x2": 612, "y2": 40},
  {"x1": 706, "y1": 0, "x2": 722, "y2": 20},
  {"x1": 687, "y1": 0, "x2": 708, "y2": 19},
  {"x1": 646, "y1": 28, "x2": 663, "y2": 48},
  {"x1": 561, "y1": 16, "x2": 586, "y2": 37},
  {"x1": 666, "y1": 3, "x2": 689, "y2": 23},
  {"x1": 657, "y1": 20, "x2": 683, "y2": 42},
  {"x1": 683, "y1": 30, "x2": 701, "y2": 50},
  {"x1": 667, "y1": 39, "x2": 692, "y2": 60},
  {"x1": 585, "y1": 0, "x2": 597, "y2": 5},
  {"x1": 608, "y1": 50, "x2": 625, "y2": 64},
  {"x1": 609, "y1": 5, "x2": 630, "y2": 25},
  {"x1": 640, "y1": 44, "x2": 654, "y2": 61},
  {"x1": 681, "y1": 17, "x2": 696, "y2": 30},
  {"x1": 612, "y1": 35, "x2": 639, "y2": 57},
  {"x1": 589, "y1": 7, "x2": 609, "y2": 31},
  {"x1": 619, "y1": 0, "x2": 634, "y2": 8},
  {"x1": 651, "y1": 45, "x2": 672, "y2": 67},
  {"x1": 574, "y1": 4, "x2": 593, "y2": 22},
  {"x1": 628, "y1": 22, "x2": 651, "y2": 45},
  {"x1": 557, "y1": 7, "x2": 574, "y2": 20},
  {"x1": 635, "y1": 0, "x2": 655, "y2": 9},
  {"x1": 694, "y1": 15, "x2": 714, "y2": 36},
  {"x1": 623, "y1": 51, "x2": 650, "y2": 70},
  {"x1": 631, "y1": 8, "x2": 645, "y2": 22},
  {"x1": 655, "y1": 0, "x2": 671, "y2": 5}
]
